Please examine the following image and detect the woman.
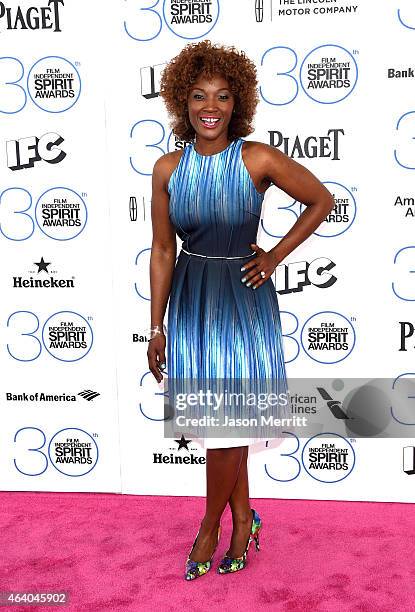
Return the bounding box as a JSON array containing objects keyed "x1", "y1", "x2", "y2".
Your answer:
[{"x1": 147, "y1": 40, "x2": 334, "y2": 580}]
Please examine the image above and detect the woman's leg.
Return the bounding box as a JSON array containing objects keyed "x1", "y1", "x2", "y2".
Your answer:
[
  {"x1": 189, "y1": 446, "x2": 244, "y2": 562},
  {"x1": 226, "y1": 445, "x2": 253, "y2": 557}
]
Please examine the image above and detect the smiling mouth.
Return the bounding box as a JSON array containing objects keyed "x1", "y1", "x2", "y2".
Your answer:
[{"x1": 199, "y1": 116, "x2": 221, "y2": 128}]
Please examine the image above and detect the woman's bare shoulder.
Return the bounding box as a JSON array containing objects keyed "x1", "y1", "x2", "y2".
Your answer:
[
  {"x1": 242, "y1": 139, "x2": 285, "y2": 160},
  {"x1": 242, "y1": 139, "x2": 292, "y2": 177},
  {"x1": 153, "y1": 149, "x2": 183, "y2": 174},
  {"x1": 152, "y1": 147, "x2": 185, "y2": 183}
]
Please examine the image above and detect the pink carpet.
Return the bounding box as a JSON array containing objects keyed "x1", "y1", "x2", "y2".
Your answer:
[{"x1": 1, "y1": 492, "x2": 415, "y2": 611}]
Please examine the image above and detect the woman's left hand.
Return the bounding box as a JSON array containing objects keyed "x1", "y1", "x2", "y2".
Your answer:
[{"x1": 240, "y1": 243, "x2": 279, "y2": 289}]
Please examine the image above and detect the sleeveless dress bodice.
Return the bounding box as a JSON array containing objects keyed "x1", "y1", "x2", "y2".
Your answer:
[{"x1": 168, "y1": 137, "x2": 264, "y2": 257}]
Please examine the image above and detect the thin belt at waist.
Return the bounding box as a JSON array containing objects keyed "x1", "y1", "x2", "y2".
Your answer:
[{"x1": 181, "y1": 247, "x2": 256, "y2": 260}]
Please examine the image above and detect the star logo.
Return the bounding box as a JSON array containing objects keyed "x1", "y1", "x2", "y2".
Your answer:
[
  {"x1": 175, "y1": 434, "x2": 191, "y2": 451},
  {"x1": 34, "y1": 257, "x2": 51, "y2": 273}
]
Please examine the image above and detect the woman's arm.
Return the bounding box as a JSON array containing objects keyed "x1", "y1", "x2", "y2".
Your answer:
[
  {"x1": 148, "y1": 155, "x2": 177, "y2": 382},
  {"x1": 262, "y1": 145, "x2": 335, "y2": 264},
  {"x1": 241, "y1": 143, "x2": 335, "y2": 289}
]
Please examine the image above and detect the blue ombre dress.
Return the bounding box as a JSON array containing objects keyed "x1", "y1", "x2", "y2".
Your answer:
[{"x1": 166, "y1": 137, "x2": 288, "y2": 449}]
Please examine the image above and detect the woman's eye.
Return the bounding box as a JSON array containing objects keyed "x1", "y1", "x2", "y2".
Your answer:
[{"x1": 192, "y1": 93, "x2": 230, "y2": 100}]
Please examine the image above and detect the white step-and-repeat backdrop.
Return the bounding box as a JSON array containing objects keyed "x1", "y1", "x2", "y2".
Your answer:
[{"x1": 1, "y1": 0, "x2": 415, "y2": 502}]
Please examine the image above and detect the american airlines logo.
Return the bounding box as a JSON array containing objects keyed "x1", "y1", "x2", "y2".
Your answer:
[{"x1": 78, "y1": 389, "x2": 101, "y2": 401}]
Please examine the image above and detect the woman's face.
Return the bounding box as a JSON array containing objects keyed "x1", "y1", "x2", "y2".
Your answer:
[{"x1": 187, "y1": 73, "x2": 235, "y2": 141}]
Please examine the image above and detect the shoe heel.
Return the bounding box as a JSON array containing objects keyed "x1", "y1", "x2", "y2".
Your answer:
[
  {"x1": 251, "y1": 509, "x2": 261, "y2": 552},
  {"x1": 217, "y1": 509, "x2": 261, "y2": 575}
]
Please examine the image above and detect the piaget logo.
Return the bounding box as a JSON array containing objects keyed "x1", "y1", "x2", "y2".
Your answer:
[{"x1": 0, "y1": 0, "x2": 64, "y2": 33}]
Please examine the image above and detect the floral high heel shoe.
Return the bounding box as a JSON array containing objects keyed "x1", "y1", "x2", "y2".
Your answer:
[
  {"x1": 184, "y1": 523, "x2": 222, "y2": 581},
  {"x1": 217, "y1": 508, "x2": 261, "y2": 574}
]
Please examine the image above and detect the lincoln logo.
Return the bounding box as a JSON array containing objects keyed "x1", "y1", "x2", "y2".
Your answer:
[{"x1": 255, "y1": 0, "x2": 264, "y2": 22}]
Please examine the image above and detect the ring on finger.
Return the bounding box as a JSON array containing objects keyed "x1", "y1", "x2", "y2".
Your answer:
[{"x1": 260, "y1": 270, "x2": 266, "y2": 278}]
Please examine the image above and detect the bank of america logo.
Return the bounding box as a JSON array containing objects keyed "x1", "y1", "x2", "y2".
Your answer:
[{"x1": 78, "y1": 389, "x2": 100, "y2": 401}]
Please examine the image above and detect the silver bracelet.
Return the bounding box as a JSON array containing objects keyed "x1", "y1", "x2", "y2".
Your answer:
[{"x1": 148, "y1": 325, "x2": 165, "y2": 341}]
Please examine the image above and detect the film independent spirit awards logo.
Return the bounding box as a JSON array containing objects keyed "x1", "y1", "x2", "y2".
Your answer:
[
  {"x1": 26, "y1": 56, "x2": 81, "y2": 113},
  {"x1": 301, "y1": 312, "x2": 356, "y2": 364},
  {"x1": 163, "y1": 0, "x2": 219, "y2": 38},
  {"x1": 49, "y1": 429, "x2": 99, "y2": 477},
  {"x1": 24, "y1": 187, "x2": 87, "y2": 241},
  {"x1": 41, "y1": 311, "x2": 93, "y2": 362},
  {"x1": 302, "y1": 434, "x2": 355, "y2": 483}
]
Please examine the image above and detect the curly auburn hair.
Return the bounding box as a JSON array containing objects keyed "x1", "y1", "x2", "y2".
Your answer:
[{"x1": 159, "y1": 39, "x2": 259, "y2": 142}]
